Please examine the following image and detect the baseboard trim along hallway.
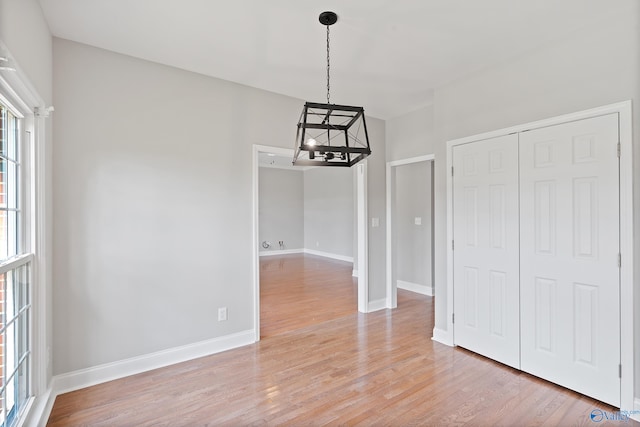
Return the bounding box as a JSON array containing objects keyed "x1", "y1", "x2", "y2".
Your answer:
[
  {"x1": 397, "y1": 280, "x2": 433, "y2": 296},
  {"x1": 34, "y1": 330, "x2": 255, "y2": 426}
]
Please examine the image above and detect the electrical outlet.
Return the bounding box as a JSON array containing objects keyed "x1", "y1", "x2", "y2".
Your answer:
[
  {"x1": 415, "y1": 217, "x2": 422, "y2": 225},
  {"x1": 371, "y1": 217, "x2": 380, "y2": 227},
  {"x1": 218, "y1": 307, "x2": 228, "y2": 321}
]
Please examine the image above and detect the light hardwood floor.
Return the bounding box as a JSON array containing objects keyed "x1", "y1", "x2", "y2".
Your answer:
[
  {"x1": 48, "y1": 254, "x2": 631, "y2": 426},
  {"x1": 260, "y1": 253, "x2": 356, "y2": 337}
]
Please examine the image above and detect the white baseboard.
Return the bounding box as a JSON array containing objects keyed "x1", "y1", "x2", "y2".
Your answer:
[
  {"x1": 432, "y1": 327, "x2": 454, "y2": 347},
  {"x1": 397, "y1": 280, "x2": 433, "y2": 296},
  {"x1": 34, "y1": 329, "x2": 255, "y2": 425},
  {"x1": 303, "y1": 249, "x2": 353, "y2": 263},
  {"x1": 632, "y1": 398, "x2": 640, "y2": 421},
  {"x1": 259, "y1": 249, "x2": 303, "y2": 257},
  {"x1": 259, "y1": 248, "x2": 353, "y2": 263},
  {"x1": 24, "y1": 330, "x2": 255, "y2": 427},
  {"x1": 367, "y1": 298, "x2": 387, "y2": 312},
  {"x1": 54, "y1": 329, "x2": 255, "y2": 395}
]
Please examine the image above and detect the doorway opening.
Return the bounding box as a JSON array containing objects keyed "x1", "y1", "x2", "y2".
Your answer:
[
  {"x1": 252, "y1": 145, "x2": 369, "y2": 341},
  {"x1": 386, "y1": 155, "x2": 435, "y2": 309}
]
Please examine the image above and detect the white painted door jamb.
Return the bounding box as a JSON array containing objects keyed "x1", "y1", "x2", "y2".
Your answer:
[
  {"x1": 356, "y1": 161, "x2": 369, "y2": 313},
  {"x1": 386, "y1": 154, "x2": 435, "y2": 309}
]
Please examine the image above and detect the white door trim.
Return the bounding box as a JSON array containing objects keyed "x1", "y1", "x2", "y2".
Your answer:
[
  {"x1": 385, "y1": 154, "x2": 435, "y2": 308},
  {"x1": 356, "y1": 161, "x2": 369, "y2": 313},
  {"x1": 444, "y1": 101, "x2": 633, "y2": 411},
  {"x1": 252, "y1": 144, "x2": 371, "y2": 340},
  {"x1": 618, "y1": 102, "x2": 633, "y2": 413},
  {"x1": 252, "y1": 145, "x2": 292, "y2": 341}
]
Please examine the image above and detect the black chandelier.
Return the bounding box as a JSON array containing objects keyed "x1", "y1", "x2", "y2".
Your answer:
[{"x1": 292, "y1": 11, "x2": 371, "y2": 167}]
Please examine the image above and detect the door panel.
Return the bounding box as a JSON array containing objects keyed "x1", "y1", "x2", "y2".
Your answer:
[
  {"x1": 453, "y1": 134, "x2": 520, "y2": 369},
  {"x1": 519, "y1": 114, "x2": 620, "y2": 406}
]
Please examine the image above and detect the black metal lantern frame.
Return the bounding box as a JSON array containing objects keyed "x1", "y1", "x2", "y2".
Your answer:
[
  {"x1": 292, "y1": 11, "x2": 372, "y2": 167},
  {"x1": 293, "y1": 102, "x2": 371, "y2": 167}
]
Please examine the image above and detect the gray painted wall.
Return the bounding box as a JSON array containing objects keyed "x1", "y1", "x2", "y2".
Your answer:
[
  {"x1": 386, "y1": 104, "x2": 435, "y2": 162},
  {"x1": 259, "y1": 167, "x2": 304, "y2": 252},
  {"x1": 304, "y1": 167, "x2": 353, "y2": 258},
  {"x1": 52, "y1": 38, "x2": 386, "y2": 374},
  {"x1": 258, "y1": 166, "x2": 354, "y2": 258},
  {"x1": 365, "y1": 133, "x2": 387, "y2": 302},
  {"x1": 395, "y1": 161, "x2": 432, "y2": 290}
]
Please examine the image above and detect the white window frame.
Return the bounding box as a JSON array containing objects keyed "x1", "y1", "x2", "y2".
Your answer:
[
  {"x1": 0, "y1": 93, "x2": 33, "y2": 426},
  {"x1": 0, "y1": 42, "x2": 49, "y2": 427}
]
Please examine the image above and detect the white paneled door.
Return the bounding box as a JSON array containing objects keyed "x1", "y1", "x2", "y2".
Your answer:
[
  {"x1": 519, "y1": 114, "x2": 620, "y2": 406},
  {"x1": 453, "y1": 134, "x2": 520, "y2": 369}
]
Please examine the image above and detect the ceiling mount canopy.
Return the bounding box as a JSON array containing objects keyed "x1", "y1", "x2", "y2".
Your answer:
[
  {"x1": 318, "y1": 11, "x2": 338, "y2": 26},
  {"x1": 293, "y1": 11, "x2": 371, "y2": 167}
]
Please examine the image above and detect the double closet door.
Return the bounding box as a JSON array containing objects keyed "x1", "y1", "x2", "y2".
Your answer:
[{"x1": 452, "y1": 114, "x2": 620, "y2": 407}]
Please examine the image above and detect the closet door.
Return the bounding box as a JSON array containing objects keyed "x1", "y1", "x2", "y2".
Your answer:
[
  {"x1": 453, "y1": 134, "x2": 520, "y2": 369},
  {"x1": 519, "y1": 114, "x2": 620, "y2": 406}
]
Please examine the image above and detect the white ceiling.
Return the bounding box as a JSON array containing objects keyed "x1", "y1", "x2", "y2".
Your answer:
[{"x1": 38, "y1": 0, "x2": 630, "y2": 119}]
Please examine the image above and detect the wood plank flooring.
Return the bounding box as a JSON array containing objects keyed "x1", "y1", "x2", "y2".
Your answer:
[
  {"x1": 48, "y1": 254, "x2": 633, "y2": 426},
  {"x1": 260, "y1": 253, "x2": 356, "y2": 337}
]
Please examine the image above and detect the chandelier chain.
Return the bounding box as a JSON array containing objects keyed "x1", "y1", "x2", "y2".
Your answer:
[{"x1": 326, "y1": 25, "x2": 330, "y2": 105}]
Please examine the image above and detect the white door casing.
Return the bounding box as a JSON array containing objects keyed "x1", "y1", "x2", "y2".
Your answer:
[
  {"x1": 452, "y1": 134, "x2": 520, "y2": 369},
  {"x1": 357, "y1": 161, "x2": 369, "y2": 313},
  {"x1": 386, "y1": 154, "x2": 435, "y2": 309},
  {"x1": 519, "y1": 114, "x2": 620, "y2": 406}
]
